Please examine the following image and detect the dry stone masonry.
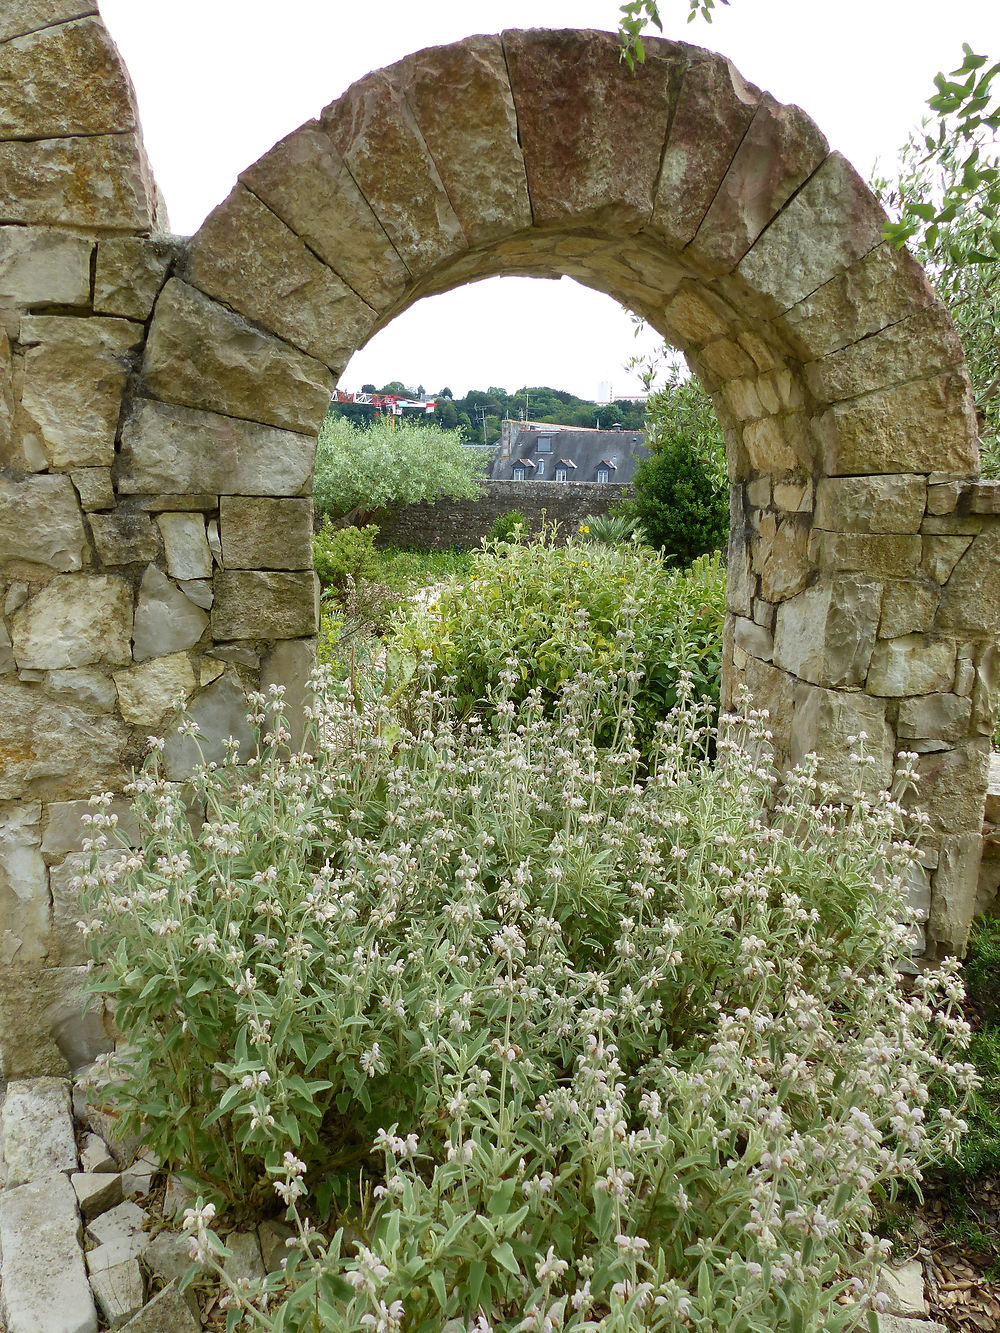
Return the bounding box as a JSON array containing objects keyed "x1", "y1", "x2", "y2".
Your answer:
[{"x1": 1, "y1": 4, "x2": 999, "y2": 1081}]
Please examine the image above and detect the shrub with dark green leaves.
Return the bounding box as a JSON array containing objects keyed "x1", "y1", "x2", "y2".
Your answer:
[
  {"x1": 312, "y1": 522, "x2": 381, "y2": 591},
  {"x1": 488, "y1": 509, "x2": 528, "y2": 544},
  {"x1": 629, "y1": 430, "x2": 728, "y2": 565}
]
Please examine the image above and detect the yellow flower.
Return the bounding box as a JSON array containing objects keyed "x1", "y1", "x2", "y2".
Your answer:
[{"x1": 579, "y1": 524, "x2": 590, "y2": 534}]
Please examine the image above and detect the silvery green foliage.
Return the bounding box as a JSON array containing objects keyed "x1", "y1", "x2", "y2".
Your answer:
[
  {"x1": 313, "y1": 417, "x2": 490, "y2": 521},
  {"x1": 80, "y1": 664, "x2": 975, "y2": 1333}
]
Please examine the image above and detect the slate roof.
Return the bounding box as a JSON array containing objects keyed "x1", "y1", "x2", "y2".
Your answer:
[{"x1": 490, "y1": 423, "x2": 648, "y2": 484}]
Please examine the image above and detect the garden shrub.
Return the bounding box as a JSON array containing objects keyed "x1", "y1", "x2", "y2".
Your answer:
[
  {"x1": 80, "y1": 670, "x2": 976, "y2": 1332},
  {"x1": 576, "y1": 511, "x2": 646, "y2": 546},
  {"x1": 629, "y1": 430, "x2": 728, "y2": 566},
  {"x1": 392, "y1": 533, "x2": 726, "y2": 747},
  {"x1": 488, "y1": 509, "x2": 528, "y2": 544},
  {"x1": 312, "y1": 522, "x2": 381, "y2": 592}
]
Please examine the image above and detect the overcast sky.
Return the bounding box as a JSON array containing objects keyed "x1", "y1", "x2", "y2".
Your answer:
[{"x1": 100, "y1": 0, "x2": 998, "y2": 402}]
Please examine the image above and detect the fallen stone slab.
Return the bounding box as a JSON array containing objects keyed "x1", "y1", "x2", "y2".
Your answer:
[
  {"x1": 121, "y1": 1155, "x2": 157, "y2": 1198},
  {"x1": 0, "y1": 1172, "x2": 97, "y2": 1333},
  {"x1": 877, "y1": 1316, "x2": 946, "y2": 1333},
  {"x1": 72, "y1": 1170, "x2": 123, "y2": 1219},
  {"x1": 86, "y1": 1232, "x2": 150, "y2": 1272},
  {"x1": 80, "y1": 1131, "x2": 116, "y2": 1173},
  {"x1": 87, "y1": 1197, "x2": 148, "y2": 1248},
  {"x1": 222, "y1": 1228, "x2": 265, "y2": 1287},
  {"x1": 118, "y1": 1280, "x2": 201, "y2": 1333},
  {"x1": 90, "y1": 1257, "x2": 145, "y2": 1328},
  {"x1": 1, "y1": 1076, "x2": 77, "y2": 1186},
  {"x1": 878, "y1": 1260, "x2": 926, "y2": 1317}
]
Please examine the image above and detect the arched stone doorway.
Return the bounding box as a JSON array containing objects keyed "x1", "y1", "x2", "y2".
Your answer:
[{"x1": 1, "y1": 14, "x2": 997, "y2": 1076}]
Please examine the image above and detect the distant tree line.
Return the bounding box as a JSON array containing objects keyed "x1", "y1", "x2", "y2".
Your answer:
[{"x1": 326, "y1": 382, "x2": 647, "y2": 444}]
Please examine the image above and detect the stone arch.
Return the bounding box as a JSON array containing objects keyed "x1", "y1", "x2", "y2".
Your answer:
[{"x1": 2, "y1": 15, "x2": 998, "y2": 1075}]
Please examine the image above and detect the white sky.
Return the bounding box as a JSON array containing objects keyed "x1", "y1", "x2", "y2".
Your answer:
[{"x1": 100, "y1": 0, "x2": 999, "y2": 402}]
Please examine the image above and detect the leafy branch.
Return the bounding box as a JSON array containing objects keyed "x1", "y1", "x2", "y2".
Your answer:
[{"x1": 618, "y1": 0, "x2": 728, "y2": 68}]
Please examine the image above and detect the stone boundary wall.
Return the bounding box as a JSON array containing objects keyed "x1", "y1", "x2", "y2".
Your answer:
[
  {"x1": 2, "y1": 11, "x2": 999, "y2": 1079},
  {"x1": 373, "y1": 479, "x2": 630, "y2": 549}
]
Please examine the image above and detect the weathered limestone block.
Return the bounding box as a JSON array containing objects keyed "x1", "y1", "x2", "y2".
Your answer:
[
  {"x1": 815, "y1": 533, "x2": 921, "y2": 579},
  {"x1": 813, "y1": 474, "x2": 926, "y2": 535},
  {"x1": 755, "y1": 516, "x2": 811, "y2": 602},
  {"x1": 91, "y1": 1258, "x2": 145, "y2": 1328},
  {"x1": 261, "y1": 638, "x2": 317, "y2": 753},
  {"x1": 0, "y1": 683, "x2": 127, "y2": 801},
  {"x1": 185, "y1": 183, "x2": 373, "y2": 370},
  {"x1": 89, "y1": 511, "x2": 160, "y2": 566},
  {"x1": 813, "y1": 373, "x2": 978, "y2": 476},
  {"x1": 43, "y1": 667, "x2": 117, "y2": 713},
  {"x1": 161, "y1": 672, "x2": 253, "y2": 781},
  {"x1": 79, "y1": 1133, "x2": 115, "y2": 1174},
  {"x1": 650, "y1": 46, "x2": 761, "y2": 250},
  {"x1": 131, "y1": 565, "x2": 209, "y2": 662},
  {"x1": 12, "y1": 574, "x2": 132, "y2": 670},
  {"x1": 503, "y1": 29, "x2": 684, "y2": 230},
  {"x1": 0, "y1": 16, "x2": 138, "y2": 138},
  {"x1": 0, "y1": 134, "x2": 156, "y2": 230},
  {"x1": 789, "y1": 682, "x2": 893, "y2": 798},
  {"x1": 755, "y1": 367, "x2": 806, "y2": 414},
  {"x1": 666, "y1": 284, "x2": 737, "y2": 349},
  {"x1": 0, "y1": 225, "x2": 91, "y2": 307},
  {"x1": 1, "y1": 1075, "x2": 76, "y2": 1185},
  {"x1": 690, "y1": 95, "x2": 829, "y2": 275},
  {"x1": 935, "y1": 527, "x2": 1000, "y2": 634},
  {"x1": 923, "y1": 534, "x2": 973, "y2": 585},
  {"x1": 736, "y1": 153, "x2": 886, "y2": 313},
  {"x1": 726, "y1": 523, "x2": 753, "y2": 616},
  {"x1": 113, "y1": 653, "x2": 197, "y2": 728},
  {"x1": 156, "y1": 510, "x2": 212, "y2": 581},
  {"x1": 222, "y1": 1230, "x2": 266, "y2": 1286},
  {"x1": 779, "y1": 241, "x2": 937, "y2": 361},
  {"x1": 742, "y1": 413, "x2": 812, "y2": 474},
  {"x1": 866, "y1": 635, "x2": 956, "y2": 697},
  {"x1": 0, "y1": 1172, "x2": 97, "y2": 1333},
  {"x1": 180, "y1": 579, "x2": 213, "y2": 610},
  {"x1": 0, "y1": 800, "x2": 49, "y2": 966},
  {"x1": 929, "y1": 832, "x2": 984, "y2": 956},
  {"x1": 240, "y1": 121, "x2": 409, "y2": 311},
  {"x1": 94, "y1": 236, "x2": 178, "y2": 322},
  {"x1": 803, "y1": 307, "x2": 964, "y2": 403},
  {"x1": 18, "y1": 316, "x2": 142, "y2": 469},
  {"x1": 773, "y1": 578, "x2": 881, "y2": 687},
  {"x1": 0, "y1": 963, "x2": 112, "y2": 1078},
  {"x1": 142, "y1": 279, "x2": 333, "y2": 435},
  {"x1": 772, "y1": 479, "x2": 814, "y2": 513},
  {"x1": 733, "y1": 615, "x2": 772, "y2": 661},
  {"x1": 258, "y1": 1219, "x2": 295, "y2": 1273},
  {"x1": 897, "y1": 693, "x2": 971, "y2": 743},
  {"x1": 879, "y1": 581, "x2": 939, "y2": 638},
  {"x1": 927, "y1": 481, "x2": 964, "y2": 516},
  {"x1": 914, "y1": 741, "x2": 989, "y2": 835},
  {"x1": 212, "y1": 569, "x2": 319, "y2": 641},
  {"x1": 41, "y1": 797, "x2": 136, "y2": 859},
  {"x1": 0, "y1": 621, "x2": 12, "y2": 674},
  {"x1": 118, "y1": 1281, "x2": 200, "y2": 1333},
  {"x1": 219, "y1": 495, "x2": 313, "y2": 570},
  {"x1": 72, "y1": 1171, "x2": 122, "y2": 1219},
  {"x1": 323, "y1": 66, "x2": 468, "y2": 279},
  {"x1": 921, "y1": 510, "x2": 981, "y2": 536},
  {"x1": 119, "y1": 398, "x2": 314, "y2": 497},
  {"x1": 966, "y1": 480, "x2": 1000, "y2": 513},
  {"x1": 0, "y1": 2, "x2": 97, "y2": 41},
  {"x1": 971, "y1": 642, "x2": 999, "y2": 737},
  {"x1": 0, "y1": 473, "x2": 87, "y2": 571},
  {"x1": 71, "y1": 467, "x2": 115, "y2": 512},
  {"x1": 389, "y1": 35, "x2": 530, "y2": 245}
]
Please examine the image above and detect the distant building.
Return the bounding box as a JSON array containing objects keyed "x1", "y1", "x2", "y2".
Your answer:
[{"x1": 490, "y1": 420, "x2": 648, "y2": 484}]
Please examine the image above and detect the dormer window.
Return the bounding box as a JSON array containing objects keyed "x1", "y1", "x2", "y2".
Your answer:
[
  {"x1": 555, "y1": 466, "x2": 567, "y2": 482},
  {"x1": 513, "y1": 464, "x2": 525, "y2": 481},
  {"x1": 536, "y1": 460, "x2": 545, "y2": 477},
  {"x1": 596, "y1": 467, "x2": 610, "y2": 483},
  {"x1": 537, "y1": 436, "x2": 552, "y2": 453}
]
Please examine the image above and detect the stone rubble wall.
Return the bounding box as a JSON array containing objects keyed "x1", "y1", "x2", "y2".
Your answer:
[
  {"x1": 1, "y1": 8, "x2": 997, "y2": 1078},
  {"x1": 372, "y1": 479, "x2": 630, "y2": 549}
]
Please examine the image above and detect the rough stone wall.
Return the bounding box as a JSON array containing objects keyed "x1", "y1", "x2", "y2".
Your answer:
[
  {"x1": 1, "y1": 11, "x2": 998, "y2": 1077},
  {"x1": 373, "y1": 479, "x2": 629, "y2": 549}
]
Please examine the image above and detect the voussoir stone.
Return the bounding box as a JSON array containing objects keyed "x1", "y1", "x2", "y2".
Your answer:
[
  {"x1": 1, "y1": 1075, "x2": 76, "y2": 1185},
  {"x1": 219, "y1": 495, "x2": 313, "y2": 570},
  {"x1": 240, "y1": 120, "x2": 408, "y2": 312},
  {"x1": 0, "y1": 1172, "x2": 97, "y2": 1333},
  {"x1": 389, "y1": 34, "x2": 530, "y2": 245},
  {"x1": 12, "y1": 574, "x2": 132, "y2": 670},
  {"x1": 0, "y1": 134, "x2": 156, "y2": 230},
  {"x1": 142, "y1": 278, "x2": 333, "y2": 435},
  {"x1": 131, "y1": 565, "x2": 209, "y2": 662},
  {"x1": 0, "y1": 224, "x2": 92, "y2": 306},
  {"x1": 0, "y1": 16, "x2": 138, "y2": 138},
  {"x1": 113, "y1": 652, "x2": 197, "y2": 728},
  {"x1": 0, "y1": 2, "x2": 97, "y2": 41},
  {"x1": 185, "y1": 182, "x2": 374, "y2": 369},
  {"x1": 773, "y1": 578, "x2": 881, "y2": 688},
  {"x1": 156, "y1": 510, "x2": 213, "y2": 580},
  {"x1": 804, "y1": 305, "x2": 965, "y2": 403},
  {"x1": 18, "y1": 316, "x2": 143, "y2": 469},
  {"x1": 119, "y1": 397, "x2": 314, "y2": 497},
  {"x1": 0, "y1": 473, "x2": 88, "y2": 572},
  {"x1": 212, "y1": 569, "x2": 319, "y2": 641}
]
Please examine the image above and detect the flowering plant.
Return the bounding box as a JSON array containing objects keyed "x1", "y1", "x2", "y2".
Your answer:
[{"x1": 80, "y1": 658, "x2": 975, "y2": 1332}]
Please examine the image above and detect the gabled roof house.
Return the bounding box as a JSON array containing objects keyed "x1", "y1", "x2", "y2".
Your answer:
[{"x1": 490, "y1": 421, "x2": 648, "y2": 485}]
